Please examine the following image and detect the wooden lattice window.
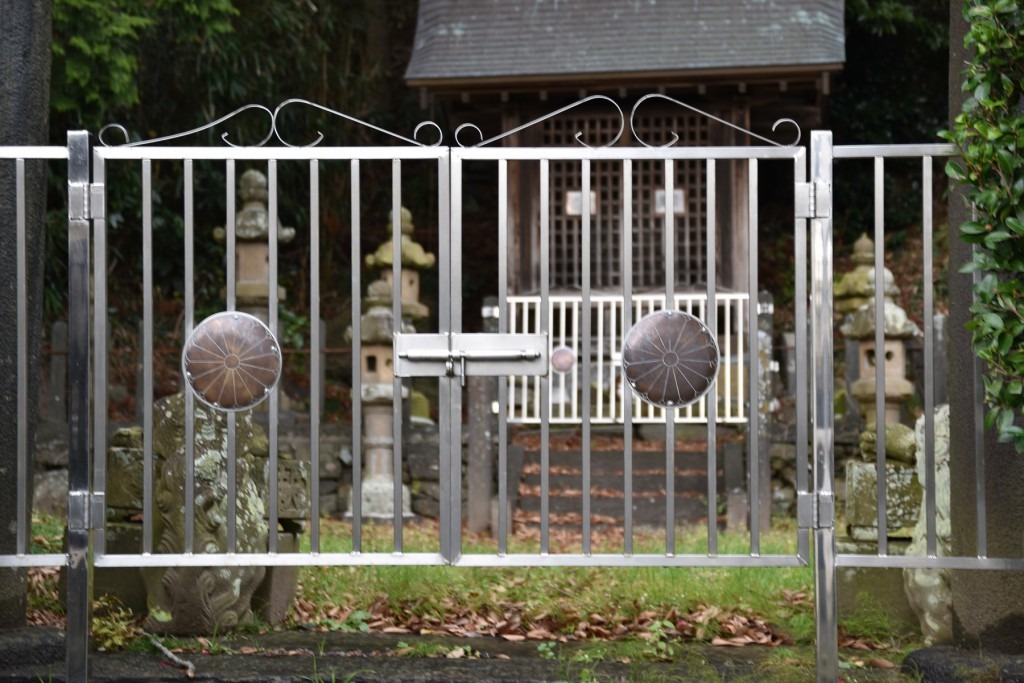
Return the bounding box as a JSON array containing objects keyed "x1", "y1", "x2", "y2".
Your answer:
[{"x1": 543, "y1": 111, "x2": 709, "y2": 290}]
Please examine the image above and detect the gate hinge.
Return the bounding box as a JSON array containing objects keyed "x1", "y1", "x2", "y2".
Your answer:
[
  {"x1": 67, "y1": 491, "x2": 105, "y2": 531},
  {"x1": 794, "y1": 181, "x2": 831, "y2": 219},
  {"x1": 797, "y1": 491, "x2": 834, "y2": 530},
  {"x1": 69, "y1": 182, "x2": 105, "y2": 221}
]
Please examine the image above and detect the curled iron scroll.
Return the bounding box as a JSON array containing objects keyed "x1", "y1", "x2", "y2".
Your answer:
[
  {"x1": 630, "y1": 93, "x2": 801, "y2": 148},
  {"x1": 455, "y1": 94, "x2": 624, "y2": 148},
  {"x1": 271, "y1": 98, "x2": 443, "y2": 147},
  {"x1": 100, "y1": 100, "x2": 443, "y2": 148},
  {"x1": 98, "y1": 104, "x2": 276, "y2": 147},
  {"x1": 621, "y1": 310, "x2": 720, "y2": 408}
]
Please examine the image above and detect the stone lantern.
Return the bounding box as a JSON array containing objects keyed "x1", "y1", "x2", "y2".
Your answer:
[
  {"x1": 839, "y1": 267, "x2": 919, "y2": 427},
  {"x1": 835, "y1": 233, "x2": 892, "y2": 316},
  {"x1": 364, "y1": 206, "x2": 434, "y2": 321},
  {"x1": 214, "y1": 169, "x2": 296, "y2": 319},
  {"x1": 349, "y1": 278, "x2": 413, "y2": 520},
  {"x1": 347, "y1": 208, "x2": 435, "y2": 520},
  {"x1": 364, "y1": 206, "x2": 435, "y2": 421}
]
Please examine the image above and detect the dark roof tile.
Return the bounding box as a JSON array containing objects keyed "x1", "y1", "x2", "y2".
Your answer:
[{"x1": 405, "y1": 0, "x2": 845, "y2": 84}]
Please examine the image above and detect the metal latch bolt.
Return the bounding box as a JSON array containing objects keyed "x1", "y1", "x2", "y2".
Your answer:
[{"x1": 394, "y1": 333, "x2": 548, "y2": 385}]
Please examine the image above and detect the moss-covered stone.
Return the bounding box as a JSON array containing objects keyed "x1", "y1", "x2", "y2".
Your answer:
[
  {"x1": 110, "y1": 426, "x2": 143, "y2": 449},
  {"x1": 846, "y1": 460, "x2": 921, "y2": 538},
  {"x1": 141, "y1": 392, "x2": 270, "y2": 635},
  {"x1": 859, "y1": 423, "x2": 917, "y2": 464},
  {"x1": 106, "y1": 447, "x2": 144, "y2": 511}
]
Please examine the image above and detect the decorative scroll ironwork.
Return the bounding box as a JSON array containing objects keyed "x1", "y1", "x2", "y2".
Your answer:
[
  {"x1": 455, "y1": 94, "x2": 625, "y2": 148},
  {"x1": 99, "y1": 93, "x2": 802, "y2": 149},
  {"x1": 621, "y1": 310, "x2": 720, "y2": 408},
  {"x1": 271, "y1": 98, "x2": 443, "y2": 147},
  {"x1": 99, "y1": 104, "x2": 276, "y2": 147},
  {"x1": 100, "y1": 100, "x2": 443, "y2": 147},
  {"x1": 629, "y1": 93, "x2": 801, "y2": 148}
]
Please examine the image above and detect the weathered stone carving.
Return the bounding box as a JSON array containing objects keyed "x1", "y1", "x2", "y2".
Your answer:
[
  {"x1": 141, "y1": 393, "x2": 269, "y2": 635},
  {"x1": 903, "y1": 405, "x2": 952, "y2": 645}
]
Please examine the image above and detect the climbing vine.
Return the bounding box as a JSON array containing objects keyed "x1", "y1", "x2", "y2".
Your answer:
[{"x1": 943, "y1": 1, "x2": 1024, "y2": 451}]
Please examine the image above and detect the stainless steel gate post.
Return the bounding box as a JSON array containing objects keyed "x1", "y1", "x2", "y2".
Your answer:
[
  {"x1": 65, "y1": 130, "x2": 92, "y2": 683},
  {"x1": 809, "y1": 130, "x2": 839, "y2": 681}
]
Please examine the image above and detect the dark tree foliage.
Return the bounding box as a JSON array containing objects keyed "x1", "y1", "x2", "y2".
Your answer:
[
  {"x1": 47, "y1": 0, "x2": 430, "y2": 326},
  {"x1": 944, "y1": 1, "x2": 1024, "y2": 451},
  {"x1": 829, "y1": 0, "x2": 950, "y2": 247}
]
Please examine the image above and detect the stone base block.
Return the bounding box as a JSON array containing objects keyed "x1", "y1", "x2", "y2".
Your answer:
[
  {"x1": 347, "y1": 476, "x2": 414, "y2": 520},
  {"x1": 846, "y1": 460, "x2": 921, "y2": 535},
  {"x1": 251, "y1": 532, "x2": 300, "y2": 625}
]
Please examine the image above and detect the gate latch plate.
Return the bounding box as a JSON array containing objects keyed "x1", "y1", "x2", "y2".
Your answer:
[{"x1": 395, "y1": 333, "x2": 548, "y2": 384}]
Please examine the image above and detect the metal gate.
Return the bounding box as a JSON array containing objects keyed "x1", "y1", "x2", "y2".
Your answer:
[{"x1": 2, "y1": 96, "x2": 1022, "y2": 682}]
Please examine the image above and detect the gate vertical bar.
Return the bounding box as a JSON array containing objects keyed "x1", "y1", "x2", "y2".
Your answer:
[
  {"x1": 663, "y1": 160, "x2": 675, "y2": 554},
  {"x1": 15, "y1": 158, "x2": 27, "y2": 557},
  {"x1": 449, "y1": 153, "x2": 463, "y2": 562},
  {"x1": 391, "y1": 160, "x2": 404, "y2": 548},
  {"x1": 794, "y1": 151, "x2": 810, "y2": 563},
  {"x1": 581, "y1": 159, "x2": 592, "y2": 554},
  {"x1": 66, "y1": 130, "x2": 91, "y2": 683},
  {"x1": 621, "y1": 159, "x2": 633, "y2": 555},
  {"x1": 437, "y1": 152, "x2": 452, "y2": 560},
  {"x1": 440, "y1": 155, "x2": 456, "y2": 562},
  {"x1": 810, "y1": 131, "x2": 838, "y2": 681},
  {"x1": 922, "y1": 157, "x2": 937, "y2": 556},
  {"x1": 350, "y1": 159, "x2": 362, "y2": 554},
  {"x1": 268, "y1": 160, "x2": 280, "y2": 553},
  {"x1": 539, "y1": 159, "x2": 551, "y2": 555},
  {"x1": 142, "y1": 159, "x2": 156, "y2": 554},
  {"x1": 705, "y1": 160, "x2": 718, "y2": 555},
  {"x1": 497, "y1": 159, "x2": 510, "y2": 553},
  {"x1": 184, "y1": 159, "x2": 196, "y2": 554},
  {"x1": 872, "y1": 157, "x2": 888, "y2": 555},
  {"x1": 309, "y1": 159, "x2": 321, "y2": 544},
  {"x1": 748, "y1": 159, "x2": 760, "y2": 550},
  {"x1": 971, "y1": 245, "x2": 987, "y2": 559}
]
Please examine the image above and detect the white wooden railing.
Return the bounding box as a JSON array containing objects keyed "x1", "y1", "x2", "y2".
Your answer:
[{"x1": 505, "y1": 293, "x2": 749, "y2": 424}]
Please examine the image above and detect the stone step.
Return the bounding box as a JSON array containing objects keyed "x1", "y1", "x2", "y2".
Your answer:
[
  {"x1": 520, "y1": 449, "x2": 712, "y2": 473},
  {"x1": 514, "y1": 448, "x2": 724, "y2": 528},
  {"x1": 519, "y1": 469, "x2": 715, "y2": 496},
  {"x1": 515, "y1": 495, "x2": 710, "y2": 529}
]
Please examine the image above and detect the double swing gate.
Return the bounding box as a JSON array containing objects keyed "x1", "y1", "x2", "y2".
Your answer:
[{"x1": 3, "y1": 96, "x2": 1021, "y2": 681}]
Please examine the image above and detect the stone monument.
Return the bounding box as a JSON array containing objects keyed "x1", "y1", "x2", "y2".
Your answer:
[
  {"x1": 903, "y1": 404, "x2": 952, "y2": 645},
  {"x1": 835, "y1": 246, "x2": 923, "y2": 628},
  {"x1": 347, "y1": 207, "x2": 434, "y2": 520},
  {"x1": 213, "y1": 168, "x2": 295, "y2": 320},
  {"x1": 141, "y1": 393, "x2": 270, "y2": 634}
]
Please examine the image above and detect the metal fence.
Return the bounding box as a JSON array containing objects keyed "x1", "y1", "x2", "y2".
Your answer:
[{"x1": 1, "y1": 99, "x2": 1023, "y2": 682}]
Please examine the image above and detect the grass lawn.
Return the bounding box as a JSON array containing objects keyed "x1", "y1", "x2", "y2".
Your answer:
[{"x1": 27, "y1": 513, "x2": 921, "y2": 679}]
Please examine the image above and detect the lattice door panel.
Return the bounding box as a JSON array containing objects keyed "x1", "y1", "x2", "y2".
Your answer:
[{"x1": 544, "y1": 111, "x2": 709, "y2": 290}]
